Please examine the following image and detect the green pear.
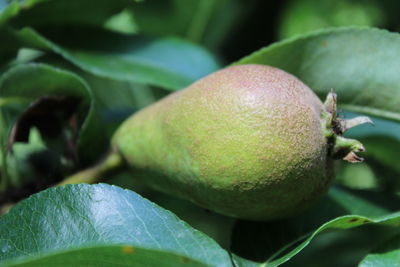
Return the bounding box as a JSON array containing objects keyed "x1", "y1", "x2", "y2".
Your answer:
[{"x1": 108, "y1": 64, "x2": 370, "y2": 220}]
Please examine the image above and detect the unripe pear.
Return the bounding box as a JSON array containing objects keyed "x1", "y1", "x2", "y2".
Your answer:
[
  {"x1": 61, "y1": 64, "x2": 370, "y2": 220},
  {"x1": 109, "y1": 64, "x2": 370, "y2": 221}
]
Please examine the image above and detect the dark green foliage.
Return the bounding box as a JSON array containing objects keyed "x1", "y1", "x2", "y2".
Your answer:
[{"x1": 1, "y1": 0, "x2": 400, "y2": 266}]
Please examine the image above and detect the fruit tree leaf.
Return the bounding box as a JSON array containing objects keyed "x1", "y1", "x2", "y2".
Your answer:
[
  {"x1": 274, "y1": 224, "x2": 398, "y2": 267},
  {"x1": 9, "y1": 0, "x2": 135, "y2": 29},
  {"x1": 0, "y1": 0, "x2": 138, "y2": 28},
  {"x1": 0, "y1": 0, "x2": 51, "y2": 27},
  {"x1": 359, "y1": 234, "x2": 400, "y2": 267},
  {"x1": 132, "y1": 0, "x2": 222, "y2": 41},
  {"x1": 231, "y1": 186, "x2": 400, "y2": 266},
  {"x1": 342, "y1": 112, "x2": 400, "y2": 176},
  {"x1": 0, "y1": 245, "x2": 208, "y2": 267},
  {"x1": 0, "y1": 63, "x2": 105, "y2": 164},
  {"x1": 233, "y1": 213, "x2": 400, "y2": 267},
  {"x1": 0, "y1": 28, "x2": 24, "y2": 67},
  {"x1": 235, "y1": 27, "x2": 400, "y2": 123},
  {"x1": 277, "y1": 0, "x2": 385, "y2": 40},
  {"x1": 0, "y1": 183, "x2": 232, "y2": 267},
  {"x1": 0, "y1": 0, "x2": 19, "y2": 26},
  {"x1": 335, "y1": 113, "x2": 400, "y2": 181},
  {"x1": 15, "y1": 27, "x2": 220, "y2": 90},
  {"x1": 132, "y1": 0, "x2": 246, "y2": 48}
]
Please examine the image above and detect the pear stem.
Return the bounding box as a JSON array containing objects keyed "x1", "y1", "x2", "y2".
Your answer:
[{"x1": 57, "y1": 151, "x2": 124, "y2": 186}]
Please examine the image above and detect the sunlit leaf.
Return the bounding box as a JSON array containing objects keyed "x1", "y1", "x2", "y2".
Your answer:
[{"x1": 0, "y1": 184, "x2": 232, "y2": 267}]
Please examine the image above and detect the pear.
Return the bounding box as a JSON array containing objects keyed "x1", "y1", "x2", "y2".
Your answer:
[{"x1": 63, "y1": 64, "x2": 371, "y2": 221}]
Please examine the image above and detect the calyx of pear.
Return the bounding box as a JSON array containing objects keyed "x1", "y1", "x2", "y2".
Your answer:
[{"x1": 61, "y1": 64, "x2": 372, "y2": 221}]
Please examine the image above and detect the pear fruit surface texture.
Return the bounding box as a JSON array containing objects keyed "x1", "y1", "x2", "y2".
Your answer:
[{"x1": 112, "y1": 64, "x2": 335, "y2": 221}]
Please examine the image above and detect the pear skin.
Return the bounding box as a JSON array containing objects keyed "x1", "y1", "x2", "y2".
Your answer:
[{"x1": 112, "y1": 64, "x2": 366, "y2": 221}]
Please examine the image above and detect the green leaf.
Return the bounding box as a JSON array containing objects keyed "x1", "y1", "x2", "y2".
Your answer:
[
  {"x1": 335, "y1": 161, "x2": 377, "y2": 190},
  {"x1": 132, "y1": 0, "x2": 247, "y2": 49},
  {"x1": 0, "y1": 0, "x2": 50, "y2": 26},
  {"x1": 231, "y1": 186, "x2": 400, "y2": 266},
  {"x1": 338, "y1": 112, "x2": 400, "y2": 185},
  {"x1": 0, "y1": 184, "x2": 232, "y2": 267},
  {"x1": 141, "y1": 189, "x2": 235, "y2": 251},
  {"x1": 0, "y1": 28, "x2": 23, "y2": 67},
  {"x1": 9, "y1": 0, "x2": 133, "y2": 29},
  {"x1": 277, "y1": 0, "x2": 385, "y2": 39},
  {"x1": 362, "y1": 136, "x2": 400, "y2": 172},
  {"x1": 0, "y1": 0, "x2": 137, "y2": 29},
  {"x1": 280, "y1": 225, "x2": 398, "y2": 267},
  {"x1": 1, "y1": 245, "x2": 209, "y2": 267},
  {"x1": 33, "y1": 55, "x2": 165, "y2": 139},
  {"x1": 0, "y1": 63, "x2": 105, "y2": 164},
  {"x1": 16, "y1": 27, "x2": 220, "y2": 90},
  {"x1": 235, "y1": 27, "x2": 400, "y2": 123},
  {"x1": 0, "y1": 0, "x2": 19, "y2": 26},
  {"x1": 359, "y1": 234, "x2": 400, "y2": 267},
  {"x1": 132, "y1": 0, "x2": 216, "y2": 42},
  {"x1": 81, "y1": 72, "x2": 166, "y2": 138},
  {"x1": 4, "y1": 128, "x2": 53, "y2": 188}
]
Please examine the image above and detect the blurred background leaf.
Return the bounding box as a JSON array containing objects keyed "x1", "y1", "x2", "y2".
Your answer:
[
  {"x1": 359, "y1": 234, "x2": 400, "y2": 267},
  {"x1": 0, "y1": 28, "x2": 23, "y2": 68},
  {"x1": 0, "y1": 63, "x2": 102, "y2": 161},
  {"x1": 14, "y1": 27, "x2": 220, "y2": 90},
  {"x1": 278, "y1": 0, "x2": 386, "y2": 40},
  {"x1": 0, "y1": 63, "x2": 105, "y2": 201},
  {"x1": 231, "y1": 185, "x2": 400, "y2": 266},
  {"x1": 282, "y1": 225, "x2": 397, "y2": 267},
  {"x1": 130, "y1": 0, "x2": 252, "y2": 51},
  {"x1": 333, "y1": 112, "x2": 400, "y2": 192},
  {"x1": 4, "y1": 0, "x2": 132, "y2": 28},
  {"x1": 277, "y1": 0, "x2": 400, "y2": 41}
]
